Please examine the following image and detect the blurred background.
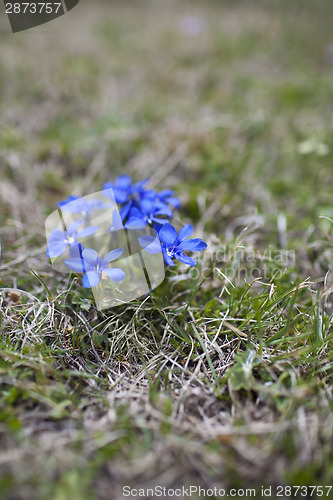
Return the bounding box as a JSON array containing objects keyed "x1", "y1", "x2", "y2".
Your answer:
[{"x1": 0, "y1": 0, "x2": 332, "y2": 247}]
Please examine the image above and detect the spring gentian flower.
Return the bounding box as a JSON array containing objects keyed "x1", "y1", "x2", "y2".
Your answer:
[
  {"x1": 64, "y1": 248, "x2": 126, "y2": 288},
  {"x1": 103, "y1": 175, "x2": 149, "y2": 204},
  {"x1": 103, "y1": 176, "x2": 178, "y2": 230},
  {"x1": 139, "y1": 223, "x2": 207, "y2": 266},
  {"x1": 125, "y1": 199, "x2": 173, "y2": 229},
  {"x1": 157, "y1": 189, "x2": 180, "y2": 209},
  {"x1": 122, "y1": 189, "x2": 179, "y2": 223},
  {"x1": 103, "y1": 175, "x2": 132, "y2": 204},
  {"x1": 142, "y1": 189, "x2": 180, "y2": 209},
  {"x1": 46, "y1": 220, "x2": 98, "y2": 258}
]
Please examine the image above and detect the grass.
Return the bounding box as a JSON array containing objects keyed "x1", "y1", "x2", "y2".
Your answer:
[{"x1": 1, "y1": 0, "x2": 333, "y2": 498}]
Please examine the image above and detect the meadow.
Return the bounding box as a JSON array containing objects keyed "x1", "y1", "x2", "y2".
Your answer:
[{"x1": 1, "y1": 0, "x2": 333, "y2": 498}]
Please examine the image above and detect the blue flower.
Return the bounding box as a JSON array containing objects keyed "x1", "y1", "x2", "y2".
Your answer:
[
  {"x1": 125, "y1": 199, "x2": 173, "y2": 229},
  {"x1": 47, "y1": 220, "x2": 98, "y2": 258},
  {"x1": 139, "y1": 223, "x2": 207, "y2": 266},
  {"x1": 64, "y1": 247, "x2": 126, "y2": 288},
  {"x1": 103, "y1": 176, "x2": 178, "y2": 231},
  {"x1": 103, "y1": 175, "x2": 149, "y2": 204},
  {"x1": 58, "y1": 196, "x2": 111, "y2": 218},
  {"x1": 142, "y1": 189, "x2": 180, "y2": 209}
]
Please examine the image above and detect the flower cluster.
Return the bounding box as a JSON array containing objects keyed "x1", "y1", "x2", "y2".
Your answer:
[
  {"x1": 46, "y1": 175, "x2": 207, "y2": 289},
  {"x1": 103, "y1": 174, "x2": 179, "y2": 228}
]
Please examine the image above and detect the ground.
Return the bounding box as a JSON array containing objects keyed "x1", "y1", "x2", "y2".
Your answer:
[{"x1": 1, "y1": 0, "x2": 333, "y2": 499}]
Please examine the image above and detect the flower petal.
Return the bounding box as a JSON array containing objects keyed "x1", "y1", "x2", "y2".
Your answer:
[
  {"x1": 103, "y1": 268, "x2": 126, "y2": 282},
  {"x1": 138, "y1": 235, "x2": 162, "y2": 254},
  {"x1": 162, "y1": 249, "x2": 175, "y2": 266},
  {"x1": 127, "y1": 206, "x2": 142, "y2": 219},
  {"x1": 158, "y1": 189, "x2": 174, "y2": 198},
  {"x1": 151, "y1": 217, "x2": 169, "y2": 224},
  {"x1": 175, "y1": 253, "x2": 196, "y2": 266},
  {"x1": 113, "y1": 187, "x2": 128, "y2": 204},
  {"x1": 178, "y1": 224, "x2": 193, "y2": 242},
  {"x1": 58, "y1": 195, "x2": 80, "y2": 209},
  {"x1": 159, "y1": 223, "x2": 178, "y2": 246},
  {"x1": 131, "y1": 178, "x2": 149, "y2": 192},
  {"x1": 64, "y1": 258, "x2": 86, "y2": 273},
  {"x1": 166, "y1": 196, "x2": 180, "y2": 209},
  {"x1": 82, "y1": 248, "x2": 98, "y2": 264},
  {"x1": 104, "y1": 248, "x2": 123, "y2": 263},
  {"x1": 103, "y1": 184, "x2": 116, "y2": 199},
  {"x1": 69, "y1": 243, "x2": 84, "y2": 259},
  {"x1": 60, "y1": 198, "x2": 85, "y2": 213},
  {"x1": 48, "y1": 228, "x2": 64, "y2": 243},
  {"x1": 119, "y1": 201, "x2": 132, "y2": 222},
  {"x1": 178, "y1": 238, "x2": 202, "y2": 251},
  {"x1": 125, "y1": 217, "x2": 146, "y2": 229},
  {"x1": 109, "y1": 209, "x2": 124, "y2": 232},
  {"x1": 139, "y1": 198, "x2": 155, "y2": 214},
  {"x1": 155, "y1": 204, "x2": 173, "y2": 217},
  {"x1": 142, "y1": 189, "x2": 156, "y2": 200},
  {"x1": 193, "y1": 240, "x2": 207, "y2": 251},
  {"x1": 47, "y1": 241, "x2": 67, "y2": 258},
  {"x1": 82, "y1": 271, "x2": 100, "y2": 288},
  {"x1": 116, "y1": 174, "x2": 131, "y2": 188},
  {"x1": 66, "y1": 220, "x2": 83, "y2": 234}
]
